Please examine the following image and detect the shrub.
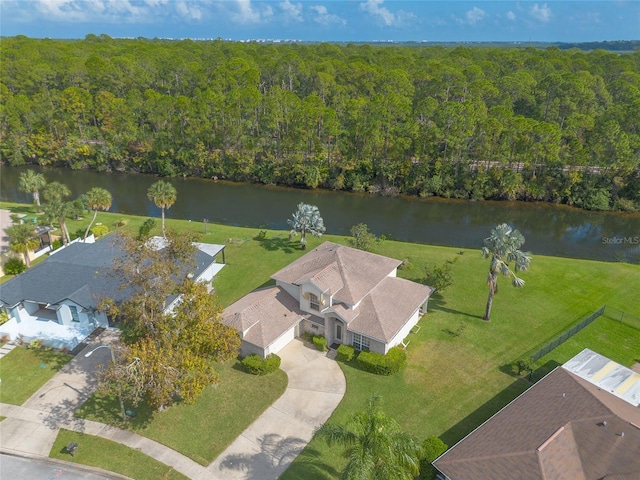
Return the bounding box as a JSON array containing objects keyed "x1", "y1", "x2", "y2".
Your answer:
[
  {"x1": 313, "y1": 335, "x2": 328, "y2": 352},
  {"x1": 51, "y1": 239, "x2": 62, "y2": 250},
  {"x1": 0, "y1": 311, "x2": 9, "y2": 326},
  {"x1": 138, "y1": 218, "x2": 156, "y2": 240},
  {"x1": 336, "y1": 344, "x2": 355, "y2": 362},
  {"x1": 29, "y1": 339, "x2": 43, "y2": 350},
  {"x1": 4, "y1": 257, "x2": 26, "y2": 275},
  {"x1": 357, "y1": 346, "x2": 406, "y2": 375},
  {"x1": 420, "y1": 436, "x2": 448, "y2": 479},
  {"x1": 114, "y1": 218, "x2": 128, "y2": 227},
  {"x1": 254, "y1": 230, "x2": 267, "y2": 240},
  {"x1": 425, "y1": 259, "x2": 455, "y2": 293},
  {"x1": 91, "y1": 224, "x2": 109, "y2": 237},
  {"x1": 242, "y1": 353, "x2": 281, "y2": 375}
]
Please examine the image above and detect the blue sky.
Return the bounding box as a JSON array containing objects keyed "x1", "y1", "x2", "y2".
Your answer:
[{"x1": 1, "y1": 1, "x2": 638, "y2": 43}]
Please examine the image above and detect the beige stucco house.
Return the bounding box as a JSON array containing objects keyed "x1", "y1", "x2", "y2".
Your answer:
[{"x1": 223, "y1": 241, "x2": 434, "y2": 358}]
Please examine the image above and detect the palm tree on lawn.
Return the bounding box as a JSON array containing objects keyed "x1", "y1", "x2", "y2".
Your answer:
[
  {"x1": 83, "y1": 187, "x2": 112, "y2": 240},
  {"x1": 43, "y1": 182, "x2": 73, "y2": 245},
  {"x1": 314, "y1": 396, "x2": 422, "y2": 480},
  {"x1": 18, "y1": 169, "x2": 47, "y2": 208},
  {"x1": 287, "y1": 202, "x2": 325, "y2": 250},
  {"x1": 147, "y1": 180, "x2": 177, "y2": 237},
  {"x1": 481, "y1": 223, "x2": 532, "y2": 321},
  {"x1": 6, "y1": 223, "x2": 40, "y2": 268}
]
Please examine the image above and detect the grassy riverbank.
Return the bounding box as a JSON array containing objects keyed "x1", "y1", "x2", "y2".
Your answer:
[{"x1": 2, "y1": 202, "x2": 639, "y2": 478}]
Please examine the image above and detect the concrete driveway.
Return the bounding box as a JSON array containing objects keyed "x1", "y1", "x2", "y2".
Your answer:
[{"x1": 207, "y1": 339, "x2": 346, "y2": 480}]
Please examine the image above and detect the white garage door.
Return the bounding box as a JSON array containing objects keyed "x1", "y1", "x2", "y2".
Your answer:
[{"x1": 267, "y1": 324, "x2": 297, "y2": 355}]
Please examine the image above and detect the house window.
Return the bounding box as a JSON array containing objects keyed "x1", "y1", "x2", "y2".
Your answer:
[
  {"x1": 69, "y1": 306, "x2": 80, "y2": 322},
  {"x1": 309, "y1": 293, "x2": 320, "y2": 311},
  {"x1": 352, "y1": 333, "x2": 370, "y2": 351}
]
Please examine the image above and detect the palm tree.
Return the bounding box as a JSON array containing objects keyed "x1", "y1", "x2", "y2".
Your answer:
[
  {"x1": 147, "y1": 180, "x2": 177, "y2": 237},
  {"x1": 481, "y1": 223, "x2": 532, "y2": 321},
  {"x1": 42, "y1": 182, "x2": 73, "y2": 245},
  {"x1": 287, "y1": 202, "x2": 326, "y2": 250},
  {"x1": 6, "y1": 223, "x2": 41, "y2": 268},
  {"x1": 18, "y1": 169, "x2": 47, "y2": 208},
  {"x1": 314, "y1": 396, "x2": 422, "y2": 480},
  {"x1": 83, "y1": 187, "x2": 112, "y2": 240}
]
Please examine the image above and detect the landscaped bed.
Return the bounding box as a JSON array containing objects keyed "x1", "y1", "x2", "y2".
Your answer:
[{"x1": 0, "y1": 347, "x2": 72, "y2": 405}]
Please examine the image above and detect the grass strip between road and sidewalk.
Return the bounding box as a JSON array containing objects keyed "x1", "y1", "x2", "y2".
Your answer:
[
  {"x1": 2, "y1": 202, "x2": 639, "y2": 478},
  {"x1": 50, "y1": 429, "x2": 188, "y2": 480}
]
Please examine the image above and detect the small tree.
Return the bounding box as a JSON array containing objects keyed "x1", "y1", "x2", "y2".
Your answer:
[
  {"x1": 6, "y1": 223, "x2": 40, "y2": 268},
  {"x1": 137, "y1": 218, "x2": 157, "y2": 241},
  {"x1": 425, "y1": 259, "x2": 455, "y2": 293},
  {"x1": 97, "y1": 232, "x2": 240, "y2": 411},
  {"x1": 147, "y1": 180, "x2": 177, "y2": 237},
  {"x1": 42, "y1": 182, "x2": 73, "y2": 245},
  {"x1": 348, "y1": 223, "x2": 377, "y2": 251},
  {"x1": 83, "y1": 187, "x2": 112, "y2": 240},
  {"x1": 18, "y1": 169, "x2": 47, "y2": 207},
  {"x1": 287, "y1": 202, "x2": 325, "y2": 250},
  {"x1": 481, "y1": 223, "x2": 532, "y2": 321}
]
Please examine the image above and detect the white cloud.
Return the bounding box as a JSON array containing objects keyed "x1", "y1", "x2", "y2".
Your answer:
[
  {"x1": 530, "y1": 3, "x2": 552, "y2": 22},
  {"x1": 465, "y1": 7, "x2": 486, "y2": 25},
  {"x1": 506, "y1": 10, "x2": 516, "y2": 21},
  {"x1": 30, "y1": 0, "x2": 164, "y2": 23},
  {"x1": 176, "y1": 1, "x2": 202, "y2": 20},
  {"x1": 310, "y1": 5, "x2": 346, "y2": 27},
  {"x1": 359, "y1": 0, "x2": 415, "y2": 27},
  {"x1": 229, "y1": 0, "x2": 275, "y2": 24},
  {"x1": 279, "y1": 0, "x2": 302, "y2": 22}
]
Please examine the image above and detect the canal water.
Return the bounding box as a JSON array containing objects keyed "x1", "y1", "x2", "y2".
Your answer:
[{"x1": 1, "y1": 166, "x2": 639, "y2": 262}]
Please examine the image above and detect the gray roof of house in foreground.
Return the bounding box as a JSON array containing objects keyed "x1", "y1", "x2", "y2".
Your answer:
[
  {"x1": 0, "y1": 235, "x2": 217, "y2": 311},
  {"x1": 271, "y1": 242, "x2": 401, "y2": 305},
  {"x1": 434, "y1": 363, "x2": 640, "y2": 480}
]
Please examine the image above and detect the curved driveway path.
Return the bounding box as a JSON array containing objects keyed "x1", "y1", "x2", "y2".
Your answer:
[{"x1": 207, "y1": 340, "x2": 346, "y2": 480}]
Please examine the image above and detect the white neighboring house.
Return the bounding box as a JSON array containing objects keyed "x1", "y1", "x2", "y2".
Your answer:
[
  {"x1": 223, "y1": 241, "x2": 434, "y2": 358},
  {"x1": 0, "y1": 235, "x2": 226, "y2": 350}
]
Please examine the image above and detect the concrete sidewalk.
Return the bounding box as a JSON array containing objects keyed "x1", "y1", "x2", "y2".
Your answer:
[
  {"x1": 208, "y1": 340, "x2": 346, "y2": 480},
  {"x1": 0, "y1": 334, "x2": 346, "y2": 480},
  {"x1": 0, "y1": 329, "x2": 220, "y2": 480}
]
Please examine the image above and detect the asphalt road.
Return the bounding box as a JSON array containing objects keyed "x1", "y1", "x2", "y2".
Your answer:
[{"x1": 0, "y1": 453, "x2": 126, "y2": 480}]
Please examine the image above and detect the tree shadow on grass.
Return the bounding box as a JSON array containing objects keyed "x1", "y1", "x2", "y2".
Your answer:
[
  {"x1": 429, "y1": 295, "x2": 484, "y2": 321},
  {"x1": 256, "y1": 236, "x2": 300, "y2": 254},
  {"x1": 33, "y1": 349, "x2": 73, "y2": 372},
  {"x1": 498, "y1": 359, "x2": 560, "y2": 383},
  {"x1": 75, "y1": 392, "x2": 155, "y2": 429},
  {"x1": 439, "y1": 377, "x2": 530, "y2": 447}
]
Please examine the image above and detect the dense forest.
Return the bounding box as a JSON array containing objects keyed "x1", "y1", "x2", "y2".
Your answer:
[{"x1": 1, "y1": 35, "x2": 639, "y2": 211}]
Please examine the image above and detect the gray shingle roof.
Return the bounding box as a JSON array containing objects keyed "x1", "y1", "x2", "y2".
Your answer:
[{"x1": 0, "y1": 235, "x2": 216, "y2": 311}]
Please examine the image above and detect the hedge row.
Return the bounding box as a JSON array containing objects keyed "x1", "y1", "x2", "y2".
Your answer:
[
  {"x1": 357, "y1": 346, "x2": 407, "y2": 375},
  {"x1": 336, "y1": 344, "x2": 355, "y2": 362},
  {"x1": 241, "y1": 353, "x2": 281, "y2": 375},
  {"x1": 313, "y1": 335, "x2": 327, "y2": 352}
]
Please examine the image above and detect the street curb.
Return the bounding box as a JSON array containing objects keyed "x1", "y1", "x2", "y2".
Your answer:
[{"x1": 1, "y1": 448, "x2": 134, "y2": 480}]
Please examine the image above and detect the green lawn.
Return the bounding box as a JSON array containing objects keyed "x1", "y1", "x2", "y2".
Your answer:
[
  {"x1": 531, "y1": 315, "x2": 640, "y2": 379},
  {"x1": 75, "y1": 361, "x2": 288, "y2": 466},
  {"x1": 0, "y1": 347, "x2": 72, "y2": 405},
  {"x1": 3, "y1": 201, "x2": 639, "y2": 478},
  {"x1": 50, "y1": 429, "x2": 188, "y2": 480}
]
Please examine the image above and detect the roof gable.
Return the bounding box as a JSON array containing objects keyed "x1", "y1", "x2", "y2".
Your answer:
[
  {"x1": 434, "y1": 365, "x2": 640, "y2": 480},
  {"x1": 271, "y1": 242, "x2": 401, "y2": 304}
]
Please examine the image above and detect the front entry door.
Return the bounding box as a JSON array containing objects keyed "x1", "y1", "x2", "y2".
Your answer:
[{"x1": 336, "y1": 323, "x2": 343, "y2": 342}]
